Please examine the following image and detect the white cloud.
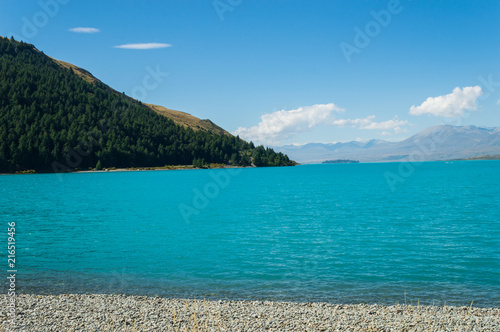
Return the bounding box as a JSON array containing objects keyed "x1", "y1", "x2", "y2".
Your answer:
[
  {"x1": 359, "y1": 116, "x2": 408, "y2": 133},
  {"x1": 331, "y1": 116, "x2": 374, "y2": 128},
  {"x1": 497, "y1": 99, "x2": 500, "y2": 105},
  {"x1": 69, "y1": 27, "x2": 100, "y2": 33},
  {"x1": 331, "y1": 115, "x2": 408, "y2": 134},
  {"x1": 234, "y1": 103, "x2": 410, "y2": 144},
  {"x1": 233, "y1": 103, "x2": 344, "y2": 144},
  {"x1": 409, "y1": 86, "x2": 483, "y2": 117},
  {"x1": 113, "y1": 43, "x2": 171, "y2": 50}
]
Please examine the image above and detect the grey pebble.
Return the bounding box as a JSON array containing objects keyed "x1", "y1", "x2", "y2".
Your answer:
[{"x1": 1, "y1": 294, "x2": 499, "y2": 331}]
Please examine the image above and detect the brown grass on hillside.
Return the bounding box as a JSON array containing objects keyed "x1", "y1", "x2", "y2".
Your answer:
[
  {"x1": 146, "y1": 104, "x2": 230, "y2": 136},
  {"x1": 53, "y1": 59, "x2": 100, "y2": 84}
]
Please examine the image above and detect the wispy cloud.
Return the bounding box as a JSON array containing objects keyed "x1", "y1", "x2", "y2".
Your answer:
[
  {"x1": 332, "y1": 116, "x2": 408, "y2": 134},
  {"x1": 233, "y1": 103, "x2": 344, "y2": 144},
  {"x1": 69, "y1": 27, "x2": 100, "y2": 34},
  {"x1": 409, "y1": 86, "x2": 483, "y2": 117},
  {"x1": 114, "y1": 43, "x2": 172, "y2": 50}
]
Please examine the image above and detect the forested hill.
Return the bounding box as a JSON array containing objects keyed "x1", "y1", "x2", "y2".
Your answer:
[{"x1": 0, "y1": 37, "x2": 295, "y2": 173}]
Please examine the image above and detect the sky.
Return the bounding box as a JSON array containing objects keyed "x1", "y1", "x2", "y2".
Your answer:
[{"x1": 1, "y1": 0, "x2": 499, "y2": 146}]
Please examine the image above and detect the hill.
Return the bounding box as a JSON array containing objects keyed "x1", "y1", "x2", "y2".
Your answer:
[
  {"x1": 51, "y1": 57, "x2": 229, "y2": 135},
  {"x1": 275, "y1": 125, "x2": 500, "y2": 163},
  {"x1": 0, "y1": 37, "x2": 295, "y2": 173}
]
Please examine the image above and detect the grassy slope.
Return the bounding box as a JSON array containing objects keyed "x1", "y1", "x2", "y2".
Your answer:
[
  {"x1": 53, "y1": 59, "x2": 101, "y2": 84},
  {"x1": 145, "y1": 104, "x2": 229, "y2": 136}
]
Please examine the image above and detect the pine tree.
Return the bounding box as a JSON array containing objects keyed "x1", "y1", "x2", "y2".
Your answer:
[{"x1": 95, "y1": 160, "x2": 103, "y2": 170}]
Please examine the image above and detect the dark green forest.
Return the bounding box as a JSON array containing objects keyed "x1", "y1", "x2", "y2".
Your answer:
[{"x1": 0, "y1": 37, "x2": 295, "y2": 173}]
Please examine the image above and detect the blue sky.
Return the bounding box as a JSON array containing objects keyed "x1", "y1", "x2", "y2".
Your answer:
[{"x1": 1, "y1": 0, "x2": 499, "y2": 145}]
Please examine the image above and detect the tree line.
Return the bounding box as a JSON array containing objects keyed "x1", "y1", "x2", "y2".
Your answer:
[{"x1": 0, "y1": 37, "x2": 295, "y2": 173}]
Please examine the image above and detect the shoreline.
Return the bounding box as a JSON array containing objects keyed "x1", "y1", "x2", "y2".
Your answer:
[
  {"x1": 3, "y1": 158, "x2": 500, "y2": 175},
  {"x1": 1, "y1": 294, "x2": 499, "y2": 331},
  {"x1": 74, "y1": 164, "x2": 249, "y2": 174},
  {"x1": 0, "y1": 164, "x2": 255, "y2": 176}
]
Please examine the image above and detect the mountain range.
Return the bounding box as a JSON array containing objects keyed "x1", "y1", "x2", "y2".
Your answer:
[{"x1": 274, "y1": 125, "x2": 500, "y2": 163}]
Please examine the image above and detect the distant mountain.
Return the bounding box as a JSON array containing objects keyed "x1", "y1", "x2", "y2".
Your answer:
[
  {"x1": 0, "y1": 37, "x2": 295, "y2": 172},
  {"x1": 274, "y1": 125, "x2": 500, "y2": 163},
  {"x1": 480, "y1": 127, "x2": 500, "y2": 146}
]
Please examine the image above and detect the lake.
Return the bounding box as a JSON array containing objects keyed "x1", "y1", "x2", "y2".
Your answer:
[{"x1": 1, "y1": 161, "x2": 499, "y2": 306}]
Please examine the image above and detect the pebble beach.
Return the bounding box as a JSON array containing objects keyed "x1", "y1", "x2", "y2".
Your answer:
[{"x1": 1, "y1": 294, "x2": 499, "y2": 331}]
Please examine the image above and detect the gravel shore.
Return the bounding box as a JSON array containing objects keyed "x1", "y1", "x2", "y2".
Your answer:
[{"x1": 1, "y1": 294, "x2": 499, "y2": 331}]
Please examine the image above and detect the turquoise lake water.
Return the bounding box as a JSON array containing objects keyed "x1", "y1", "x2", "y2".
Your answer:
[{"x1": 1, "y1": 161, "x2": 499, "y2": 306}]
